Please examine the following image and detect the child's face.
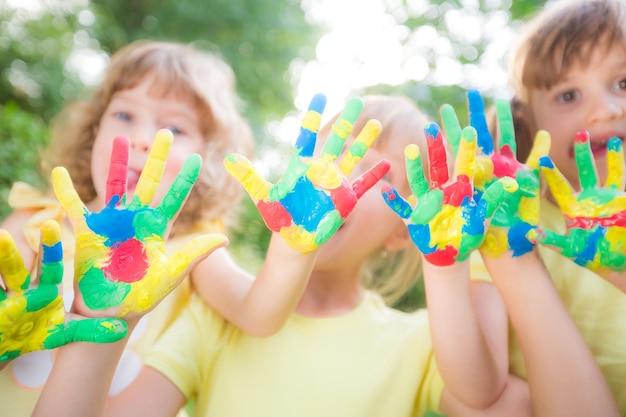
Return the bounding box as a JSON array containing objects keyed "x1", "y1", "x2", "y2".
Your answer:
[
  {"x1": 90, "y1": 76, "x2": 205, "y2": 209},
  {"x1": 314, "y1": 133, "x2": 412, "y2": 271},
  {"x1": 528, "y1": 43, "x2": 626, "y2": 189}
]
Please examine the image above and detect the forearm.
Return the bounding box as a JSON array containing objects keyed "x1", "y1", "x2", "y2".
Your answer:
[
  {"x1": 423, "y1": 260, "x2": 507, "y2": 408},
  {"x1": 242, "y1": 233, "x2": 316, "y2": 336},
  {"x1": 193, "y1": 234, "x2": 316, "y2": 337},
  {"x1": 486, "y1": 251, "x2": 619, "y2": 417},
  {"x1": 33, "y1": 321, "x2": 135, "y2": 417}
]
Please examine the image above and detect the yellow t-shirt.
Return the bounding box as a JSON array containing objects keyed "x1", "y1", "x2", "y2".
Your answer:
[
  {"x1": 470, "y1": 198, "x2": 626, "y2": 414},
  {"x1": 0, "y1": 182, "x2": 222, "y2": 417},
  {"x1": 145, "y1": 291, "x2": 444, "y2": 417}
]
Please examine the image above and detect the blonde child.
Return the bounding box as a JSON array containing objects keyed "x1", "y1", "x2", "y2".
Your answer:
[
  {"x1": 470, "y1": 0, "x2": 626, "y2": 413},
  {"x1": 0, "y1": 39, "x2": 323, "y2": 416},
  {"x1": 31, "y1": 94, "x2": 618, "y2": 417}
]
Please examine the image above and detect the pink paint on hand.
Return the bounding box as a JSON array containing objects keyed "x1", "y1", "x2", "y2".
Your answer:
[
  {"x1": 103, "y1": 238, "x2": 148, "y2": 283},
  {"x1": 257, "y1": 201, "x2": 293, "y2": 231}
]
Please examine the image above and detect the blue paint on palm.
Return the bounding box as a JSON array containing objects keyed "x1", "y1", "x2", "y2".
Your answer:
[
  {"x1": 408, "y1": 223, "x2": 436, "y2": 255},
  {"x1": 280, "y1": 176, "x2": 334, "y2": 232},
  {"x1": 509, "y1": 222, "x2": 535, "y2": 256},
  {"x1": 574, "y1": 227, "x2": 605, "y2": 266},
  {"x1": 86, "y1": 197, "x2": 141, "y2": 246}
]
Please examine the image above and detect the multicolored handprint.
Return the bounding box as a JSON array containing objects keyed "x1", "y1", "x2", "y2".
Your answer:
[
  {"x1": 538, "y1": 132, "x2": 626, "y2": 275},
  {"x1": 0, "y1": 220, "x2": 127, "y2": 363},
  {"x1": 382, "y1": 122, "x2": 518, "y2": 266},
  {"x1": 52, "y1": 130, "x2": 228, "y2": 318},
  {"x1": 224, "y1": 94, "x2": 390, "y2": 253},
  {"x1": 440, "y1": 90, "x2": 550, "y2": 257}
]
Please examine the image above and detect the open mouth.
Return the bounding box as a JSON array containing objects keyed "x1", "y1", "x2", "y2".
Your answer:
[
  {"x1": 126, "y1": 168, "x2": 141, "y2": 191},
  {"x1": 569, "y1": 135, "x2": 624, "y2": 158}
]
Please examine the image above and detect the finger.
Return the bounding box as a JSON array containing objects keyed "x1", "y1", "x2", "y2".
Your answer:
[
  {"x1": 605, "y1": 137, "x2": 625, "y2": 190},
  {"x1": 296, "y1": 93, "x2": 326, "y2": 157},
  {"x1": 52, "y1": 166, "x2": 88, "y2": 223},
  {"x1": 405, "y1": 143, "x2": 429, "y2": 198},
  {"x1": 38, "y1": 220, "x2": 63, "y2": 286},
  {"x1": 381, "y1": 185, "x2": 412, "y2": 219},
  {"x1": 351, "y1": 159, "x2": 390, "y2": 199},
  {"x1": 321, "y1": 97, "x2": 364, "y2": 160},
  {"x1": 455, "y1": 126, "x2": 478, "y2": 181},
  {"x1": 439, "y1": 104, "x2": 462, "y2": 157},
  {"x1": 467, "y1": 89, "x2": 494, "y2": 155},
  {"x1": 479, "y1": 177, "x2": 519, "y2": 220},
  {"x1": 424, "y1": 123, "x2": 450, "y2": 189},
  {"x1": 43, "y1": 318, "x2": 129, "y2": 349},
  {"x1": 105, "y1": 136, "x2": 130, "y2": 205},
  {"x1": 495, "y1": 98, "x2": 516, "y2": 157},
  {"x1": 157, "y1": 154, "x2": 202, "y2": 222},
  {"x1": 168, "y1": 234, "x2": 229, "y2": 283},
  {"x1": 539, "y1": 155, "x2": 575, "y2": 209},
  {"x1": 525, "y1": 130, "x2": 551, "y2": 170},
  {"x1": 536, "y1": 228, "x2": 572, "y2": 253},
  {"x1": 574, "y1": 131, "x2": 599, "y2": 191},
  {"x1": 0, "y1": 230, "x2": 30, "y2": 296},
  {"x1": 224, "y1": 153, "x2": 272, "y2": 201},
  {"x1": 339, "y1": 119, "x2": 382, "y2": 176},
  {"x1": 134, "y1": 129, "x2": 173, "y2": 206}
]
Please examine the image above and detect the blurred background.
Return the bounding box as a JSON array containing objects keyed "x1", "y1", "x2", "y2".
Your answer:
[{"x1": 0, "y1": 0, "x2": 548, "y2": 309}]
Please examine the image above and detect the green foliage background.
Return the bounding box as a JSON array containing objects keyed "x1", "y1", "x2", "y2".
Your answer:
[{"x1": 0, "y1": 0, "x2": 546, "y2": 311}]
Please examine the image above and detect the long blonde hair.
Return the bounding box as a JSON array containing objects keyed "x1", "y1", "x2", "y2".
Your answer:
[{"x1": 45, "y1": 40, "x2": 254, "y2": 235}]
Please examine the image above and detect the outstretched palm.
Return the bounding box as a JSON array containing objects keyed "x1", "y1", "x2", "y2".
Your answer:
[
  {"x1": 440, "y1": 90, "x2": 550, "y2": 257},
  {"x1": 382, "y1": 122, "x2": 518, "y2": 266},
  {"x1": 539, "y1": 132, "x2": 626, "y2": 277},
  {"x1": 224, "y1": 94, "x2": 390, "y2": 253},
  {"x1": 52, "y1": 130, "x2": 227, "y2": 319},
  {"x1": 0, "y1": 220, "x2": 127, "y2": 364}
]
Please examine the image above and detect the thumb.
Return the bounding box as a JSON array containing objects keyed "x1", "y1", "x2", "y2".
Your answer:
[{"x1": 44, "y1": 317, "x2": 128, "y2": 349}]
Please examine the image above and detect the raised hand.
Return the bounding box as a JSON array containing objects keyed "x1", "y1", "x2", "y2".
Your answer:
[
  {"x1": 52, "y1": 130, "x2": 228, "y2": 319},
  {"x1": 224, "y1": 94, "x2": 390, "y2": 253},
  {"x1": 440, "y1": 90, "x2": 551, "y2": 257},
  {"x1": 538, "y1": 132, "x2": 626, "y2": 276},
  {"x1": 382, "y1": 122, "x2": 518, "y2": 266},
  {"x1": 0, "y1": 220, "x2": 127, "y2": 364}
]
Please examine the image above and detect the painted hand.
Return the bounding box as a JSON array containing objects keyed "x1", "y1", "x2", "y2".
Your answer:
[
  {"x1": 0, "y1": 220, "x2": 127, "y2": 363},
  {"x1": 224, "y1": 94, "x2": 390, "y2": 253},
  {"x1": 440, "y1": 90, "x2": 550, "y2": 257},
  {"x1": 382, "y1": 122, "x2": 518, "y2": 266},
  {"x1": 52, "y1": 130, "x2": 228, "y2": 319},
  {"x1": 539, "y1": 132, "x2": 626, "y2": 276}
]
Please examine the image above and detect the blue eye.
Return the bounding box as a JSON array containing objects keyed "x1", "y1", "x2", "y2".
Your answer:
[
  {"x1": 164, "y1": 126, "x2": 184, "y2": 135},
  {"x1": 557, "y1": 90, "x2": 579, "y2": 103},
  {"x1": 114, "y1": 112, "x2": 132, "y2": 121}
]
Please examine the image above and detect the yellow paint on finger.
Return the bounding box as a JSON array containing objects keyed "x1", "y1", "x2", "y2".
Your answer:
[
  {"x1": 301, "y1": 110, "x2": 322, "y2": 132},
  {"x1": 526, "y1": 130, "x2": 551, "y2": 169},
  {"x1": 52, "y1": 167, "x2": 87, "y2": 223},
  {"x1": 135, "y1": 129, "x2": 173, "y2": 205},
  {"x1": 339, "y1": 120, "x2": 382, "y2": 175}
]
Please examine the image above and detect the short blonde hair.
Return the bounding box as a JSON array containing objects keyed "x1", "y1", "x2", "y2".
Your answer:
[
  {"x1": 46, "y1": 40, "x2": 254, "y2": 235},
  {"x1": 508, "y1": 0, "x2": 626, "y2": 161},
  {"x1": 321, "y1": 95, "x2": 428, "y2": 306}
]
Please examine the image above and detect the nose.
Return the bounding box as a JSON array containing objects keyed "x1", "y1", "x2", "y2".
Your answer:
[
  {"x1": 128, "y1": 126, "x2": 154, "y2": 152},
  {"x1": 585, "y1": 92, "x2": 625, "y2": 125}
]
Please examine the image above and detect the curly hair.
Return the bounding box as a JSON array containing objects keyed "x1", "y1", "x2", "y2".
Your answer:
[{"x1": 44, "y1": 40, "x2": 254, "y2": 236}]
